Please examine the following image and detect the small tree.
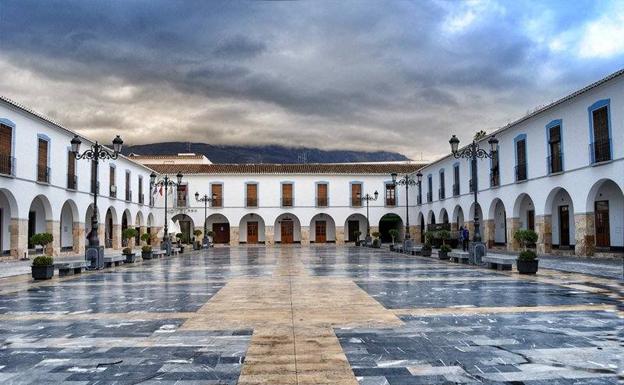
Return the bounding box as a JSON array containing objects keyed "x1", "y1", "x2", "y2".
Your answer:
[
  {"x1": 30, "y1": 233, "x2": 53, "y2": 255},
  {"x1": 193, "y1": 229, "x2": 203, "y2": 239},
  {"x1": 388, "y1": 229, "x2": 399, "y2": 245},
  {"x1": 140, "y1": 232, "x2": 151, "y2": 244},
  {"x1": 122, "y1": 228, "x2": 138, "y2": 247},
  {"x1": 514, "y1": 229, "x2": 538, "y2": 260},
  {"x1": 354, "y1": 230, "x2": 362, "y2": 242},
  {"x1": 438, "y1": 229, "x2": 450, "y2": 246}
]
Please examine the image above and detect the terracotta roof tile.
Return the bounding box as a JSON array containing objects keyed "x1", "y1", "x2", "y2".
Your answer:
[{"x1": 148, "y1": 163, "x2": 426, "y2": 175}]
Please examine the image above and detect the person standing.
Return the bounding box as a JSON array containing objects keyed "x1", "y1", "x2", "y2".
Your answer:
[
  {"x1": 462, "y1": 227, "x2": 469, "y2": 251},
  {"x1": 458, "y1": 226, "x2": 464, "y2": 250}
]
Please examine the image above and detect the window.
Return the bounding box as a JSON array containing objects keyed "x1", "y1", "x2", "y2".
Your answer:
[
  {"x1": 589, "y1": 100, "x2": 611, "y2": 163},
  {"x1": 490, "y1": 145, "x2": 500, "y2": 187},
  {"x1": 177, "y1": 184, "x2": 188, "y2": 207},
  {"x1": 351, "y1": 183, "x2": 362, "y2": 207},
  {"x1": 0, "y1": 122, "x2": 14, "y2": 175},
  {"x1": 515, "y1": 135, "x2": 527, "y2": 182},
  {"x1": 316, "y1": 183, "x2": 328, "y2": 207},
  {"x1": 138, "y1": 176, "x2": 144, "y2": 204},
  {"x1": 438, "y1": 170, "x2": 445, "y2": 200},
  {"x1": 109, "y1": 166, "x2": 116, "y2": 197},
  {"x1": 453, "y1": 163, "x2": 460, "y2": 196},
  {"x1": 417, "y1": 180, "x2": 422, "y2": 205},
  {"x1": 385, "y1": 183, "x2": 396, "y2": 206},
  {"x1": 67, "y1": 150, "x2": 77, "y2": 189},
  {"x1": 246, "y1": 183, "x2": 258, "y2": 207},
  {"x1": 547, "y1": 120, "x2": 563, "y2": 174},
  {"x1": 211, "y1": 183, "x2": 223, "y2": 207},
  {"x1": 125, "y1": 171, "x2": 131, "y2": 201},
  {"x1": 37, "y1": 137, "x2": 49, "y2": 183},
  {"x1": 281, "y1": 183, "x2": 293, "y2": 207},
  {"x1": 91, "y1": 161, "x2": 98, "y2": 194},
  {"x1": 427, "y1": 175, "x2": 432, "y2": 203}
]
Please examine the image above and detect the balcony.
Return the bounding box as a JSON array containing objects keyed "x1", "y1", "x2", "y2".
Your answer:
[
  {"x1": 125, "y1": 189, "x2": 132, "y2": 202},
  {"x1": 417, "y1": 195, "x2": 422, "y2": 205},
  {"x1": 469, "y1": 178, "x2": 475, "y2": 193},
  {"x1": 438, "y1": 187, "x2": 445, "y2": 200},
  {"x1": 0, "y1": 154, "x2": 15, "y2": 176},
  {"x1": 149, "y1": 195, "x2": 154, "y2": 207},
  {"x1": 37, "y1": 166, "x2": 50, "y2": 184},
  {"x1": 109, "y1": 185, "x2": 117, "y2": 198},
  {"x1": 548, "y1": 152, "x2": 563, "y2": 174},
  {"x1": 515, "y1": 163, "x2": 527, "y2": 182},
  {"x1": 452, "y1": 183, "x2": 459, "y2": 196},
  {"x1": 316, "y1": 197, "x2": 328, "y2": 207},
  {"x1": 91, "y1": 181, "x2": 99, "y2": 195},
  {"x1": 247, "y1": 198, "x2": 258, "y2": 208},
  {"x1": 590, "y1": 139, "x2": 611, "y2": 164},
  {"x1": 282, "y1": 197, "x2": 293, "y2": 207},
  {"x1": 67, "y1": 174, "x2": 77, "y2": 190},
  {"x1": 351, "y1": 198, "x2": 362, "y2": 207},
  {"x1": 490, "y1": 171, "x2": 500, "y2": 187},
  {"x1": 385, "y1": 198, "x2": 396, "y2": 207},
  {"x1": 426, "y1": 191, "x2": 432, "y2": 203},
  {"x1": 211, "y1": 198, "x2": 223, "y2": 208},
  {"x1": 138, "y1": 193, "x2": 144, "y2": 204}
]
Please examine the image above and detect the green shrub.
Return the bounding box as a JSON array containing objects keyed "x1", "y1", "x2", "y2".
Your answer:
[
  {"x1": 30, "y1": 233, "x2": 53, "y2": 249},
  {"x1": 32, "y1": 255, "x2": 53, "y2": 266},
  {"x1": 193, "y1": 229, "x2": 203, "y2": 237},
  {"x1": 438, "y1": 229, "x2": 450, "y2": 245},
  {"x1": 142, "y1": 245, "x2": 152, "y2": 253},
  {"x1": 207, "y1": 231, "x2": 214, "y2": 237},
  {"x1": 424, "y1": 231, "x2": 436, "y2": 244},
  {"x1": 122, "y1": 247, "x2": 133, "y2": 254},
  {"x1": 388, "y1": 229, "x2": 400, "y2": 243},
  {"x1": 122, "y1": 228, "x2": 138, "y2": 240},
  {"x1": 514, "y1": 229, "x2": 538, "y2": 251},
  {"x1": 422, "y1": 242, "x2": 432, "y2": 251},
  {"x1": 140, "y1": 233, "x2": 151, "y2": 243},
  {"x1": 372, "y1": 239, "x2": 381, "y2": 247},
  {"x1": 440, "y1": 244, "x2": 452, "y2": 252},
  {"x1": 518, "y1": 250, "x2": 537, "y2": 261}
]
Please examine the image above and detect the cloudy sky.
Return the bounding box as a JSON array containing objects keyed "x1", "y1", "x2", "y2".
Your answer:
[{"x1": 1, "y1": 1, "x2": 623, "y2": 160}]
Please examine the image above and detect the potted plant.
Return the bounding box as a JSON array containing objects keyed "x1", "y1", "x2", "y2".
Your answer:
[
  {"x1": 30, "y1": 232, "x2": 53, "y2": 256},
  {"x1": 193, "y1": 230, "x2": 203, "y2": 250},
  {"x1": 439, "y1": 244, "x2": 452, "y2": 260},
  {"x1": 140, "y1": 232, "x2": 151, "y2": 245},
  {"x1": 141, "y1": 244, "x2": 153, "y2": 260},
  {"x1": 353, "y1": 230, "x2": 362, "y2": 246},
  {"x1": 514, "y1": 229, "x2": 539, "y2": 274},
  {"x1": 388, "y1": 229, "x2": 399, "y2": 250},
  {"x1": 371, "y1": 232, "x2": 381, "y2": 248},
  {"x1": 122, "y1": 228, "x2": 138, "y2": 248},
  {"x1": 31, "y1": 255, "x2": 54, "y2": 280},
  {"x1": 421, "y1": 242, "x2": 432, "y2": 257},
  {"x1": 122, "y1": 247, "x2": 136, "y2": 263}
]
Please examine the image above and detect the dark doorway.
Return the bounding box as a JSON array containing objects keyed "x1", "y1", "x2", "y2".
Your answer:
[
  {"x1": 247, "y1": 221, "x2": 258, "y2": 244},
  {"x1": 28, "y1": 211, "x2": 36, "y2": 249},
  {"x1": 379, "y1": 214, "x2": 402, "y2": 243},
  {"x1": 559, "y1": 205, "x2": 570, "y2": 247},
  {"x1": 212, "y1": 222, "x2": 230, "y2": 244},
  {"x1": 527, "y1": 210, "x2": 535, "y2": 231},
  {"x1": 595, "y1": 200, "x2": 610, "y2": 248},
  {"x1": 420, "y1": 215, "x2": 425, "y2": 243},
  {"x1": 348, "y1": 220, "x2": 359, "y2": 242},
  {"x1": 315, "y1": 220, "x2": 327, "y2": 243},
  {"x1": 281, "y1": 220, "x2": 294, "y2": 244}
]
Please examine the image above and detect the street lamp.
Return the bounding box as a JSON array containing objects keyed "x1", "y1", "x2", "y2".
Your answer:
[
  {"x1": 195, "y1": 191, "x2": 217, "y2": 247},
  {"x1": 150, "y1": 171, "x2": 183, "y2": 255},
  {"x1": 357, "y1": 190, "x2": 378, "y2": 240},
  {"x1": 70, "y1": 135, "x2": 123, "y2": 269},
  {"x1": 449, "y1": 134, "x2": 498, "y2": 263},
  {"x1": 390, "y1": 172, "x2": 417, "y2": 242}
]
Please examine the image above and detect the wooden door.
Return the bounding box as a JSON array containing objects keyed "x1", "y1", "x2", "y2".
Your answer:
[
  {"x1": 348, "y1": 220, "x2": 359, "y2": 242},
  {"x1": 595, "y1": 201, "x2": 610, "y2": 248},
  {"x1": 212, "y1": 222, "x2": 230, "y2": 244},
  {"x1": 281, "y1": 221, "x2": 293, "y2": 244},
  {"x1": 247, "y1": 221, "x2": 258, "y2": 244},
  {"x1": 559, "y1": 205, "x2": 570, "y2": 247},
  {"x1": 315, "y1": 220, "x2": 327, "y2": 243}
]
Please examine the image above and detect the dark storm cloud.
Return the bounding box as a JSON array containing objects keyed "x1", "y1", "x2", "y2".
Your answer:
[{"x1": 0, "y1": 0, "x2": 622, "y2": 159}]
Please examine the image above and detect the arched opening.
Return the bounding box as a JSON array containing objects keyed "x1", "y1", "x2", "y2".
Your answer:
[
  {"x1": 121, "y1": 210, "x2": 132, "y2": 247},
  {"x1": 274, "y1": 213, "x2": 301, "y2": 244},
  {"x1": 85, "y1": 204, "x2": 97, "y2": 245},
  {"x1": 146, "y1": 213, "x2": 155, "y2": 245},
  {"x1": 104, "y1": 207, "x2": 117, "y2": 249},
  {"x1": 452, "y1": 205, "x2": 465, "y2": 241},
  {"x1": 27, "y1": 195, "x2": 53, "y2": 252},
  {"x1": 239, "y1": 213, "x2": 266, "y2": 244},
  {"x1": 0, "y1": 189, "x2": 18, "y2": 256},
  {"x1": 586, "y1": 179, "x2": 624, "y2": 251},
  {"x1": 378, "y1": 213, "x2": 403, "y2": 243},
  {"x1": 60, "y1": 200, "x2": 79, "y2": 252},
  {"x1": 488, "y1": 198, "x2": 507, "y2": 247},
  {"x1": 310, "y1": 213, "x2": 336, "y2": 243},
  {"x1": 418, "y1": 212, "x2": 425, "y2": 243},
  {"x1": 427, "y1": 210, "x2": 436, "y2": 229},
  {"x1": 135, "y1": 211, "x2": 145, "y2": 246},
  {"x1": 513, "y1": 193, "x2": 535, "y2": 231},
  {"x1": 545, "y1": 187, "x2": 575, "y2": 250},
  {"x1": 439, "y1": 208, "x2": 449, "y2": 225},
  {"x1": 468, "y1": 202, "x2": 483, "y2": 240},
  {"x1": 172, "y1": 213, "x2": 194, "y2": 244},
  {"x1": 206, "y1": 214, "x2": 230, "y2": 244},
  {"x1": 344, "y1": 213, "x2": 367, "y2": 243}
]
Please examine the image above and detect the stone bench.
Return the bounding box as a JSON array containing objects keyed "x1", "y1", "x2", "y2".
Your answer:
[
  {"x1": 393, "y1": 244, "x2": 404, "y2": 253},
  {"x1": 482, "y1": 254, "x2": 516, "y2": 270},
  {"x1": 104, "y1": 254, "x2": 125, "y2": 268},
  {"x1": 171, "y1": 247, "x2": 181, "y2": 256},
  {"x1": 449, "y1": 251, "x2": 470, "y2": 264},
  {"x1": 54, "y1": 261, "x2": 88, "y2": 277},
  {"x1": 407, "y1": 245, "x2": 423, "y2": 255},
  {"x1": 152, "y1": 250, "x2": 166, "y2": 258}
]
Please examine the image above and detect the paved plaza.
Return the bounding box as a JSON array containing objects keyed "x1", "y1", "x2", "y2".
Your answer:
[{"x1": 0, "y1": 246, "x2": 620, "y2": 384}]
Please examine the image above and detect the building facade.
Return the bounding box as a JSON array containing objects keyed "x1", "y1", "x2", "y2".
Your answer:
[{"x1": 412, "y1": 70, "x2": 624, "y2": 257}]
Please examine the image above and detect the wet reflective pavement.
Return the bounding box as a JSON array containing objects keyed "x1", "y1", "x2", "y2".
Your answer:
[{"x1": 0, "y1": 246, "x2": 620, "y2": 384}]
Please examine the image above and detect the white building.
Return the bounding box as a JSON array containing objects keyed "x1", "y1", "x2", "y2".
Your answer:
[{"x1": 412, "y1": 69, "x2": 624, "y2": 257}]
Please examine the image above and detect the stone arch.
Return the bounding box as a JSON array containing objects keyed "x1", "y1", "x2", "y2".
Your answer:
[
  {"x1": 135, "y1": 211, "x2": 145, "y2": 227},
  {"x1": 171, "y1": 213, "x2": 194, "y2": 244},
  {"x1": 206, "y1": 213, "x2": 230, "y2": 244},
  {"x1": 344, "y1": 213, "x2": 368, "y2": 243},
  {"x1": 417, "y1": 211, "x2": 425, "y2": 243},
  {"x1": 239, "y1": 213, "x2": 266, "y2": 244},
  {"x1": 104, "y1": 206, "x2": 118, "y2": 249},
  {"x1": 121, "y1": 209, "x2": 133, "y2": 247},
  {"x1": 487, "y1": 198, "x2": 507, "y2": 247},
  {"x1": 427, "y1": 210, "x2": 436, "y2": 226},
  {"x1": 513, "y1": 193, "x2": 535, "y2": 230},
  {"x1": 146, "y1": 212, "x2": 155, "y2": 245},
  {"x1": 310, "y1": 213, "x2": 336, "y2": 243},
  {"x1": 452, "y1": 205, "x2": 465, "y2": 228},
  {"x1": 584, "y1": 179, "x2": 624, "y2": 251},
  {"x1": 379, "y1": 213, "x2": 403, "y2": 243},
  {"x1": 439, "y1": 208, "x2": 449, "y2": 224},
  {"x1": 544, "y1": 187, "x2": 575, "y2": 250},
  {"x1": 274, "y1": 213, "x2": 301, "y2": 244},
  {"x1": 0, "y1": 188, "x2": 19, "y2": 255},
  {"x1": 27, "y1": 195, "x2": 54, "y2": 251},
  {"x1": 60, "y1": 199, "x2": 80, "y2": 252}
]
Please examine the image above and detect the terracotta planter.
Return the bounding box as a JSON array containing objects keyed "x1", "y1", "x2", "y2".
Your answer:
[
  {"x1": 517, "y1": 259, "x2": 539, "y2": 274},
  {"x1": 32, "y1": 265, "x2": 54, "y2": 280}
]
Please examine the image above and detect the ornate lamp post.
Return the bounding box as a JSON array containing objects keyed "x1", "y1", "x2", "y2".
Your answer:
[
  {"x1": 356, "y1": 190, "x2": 378, "y2": 239},
  {"x1": 150, "y1": 171, "x2": 183, "y2": 255},
  {"x1": 195, "y1": 191, "x2": 217, "y2": 247},
  {"x1": 449, "y1": 134, "x2": 498, "y2": 262},
  {"x1": 70, "y1": 135, "x2": 123, "y2": 269},
  {"x1": 390, "y1": 172, "x2": 417, "y2": 241}
]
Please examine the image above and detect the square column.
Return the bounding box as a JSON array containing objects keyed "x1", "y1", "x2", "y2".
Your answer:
[
  {"x1": 301, "y1": 226, "x2": 310, "y2": 245},
  {"x1": 46, "y1": 220, "x2": 60, "y2": 256},
  {"x1": 73, "y1": 222, "x2": 85, "y2": 254},
  {"x1": 483, "y1": 219, "x2": 495, "y2": 248},
  {"x1": 230, "y1": 226, "x2": 239, "y2": 246},
  {"x1": 536, "y1": 215, "x2": 552, "y2": 255},
  {"x1": 112, "y1": 224, "x2": 121, "y2": 250},
  {"x1": 335, "y1": 226, "x2": 345, "y2": 244},
  {"x1": 265, "y1": 226, "x2": 274, "y2": 245},
  {"x1": 506, "y1": 218, "x2": 520, "y2": 251},
  {"x1": 574, "y1": 213, "x2": 595, "y2": 256},
  {"x1": 10, "y1": 218, "x2": 28, "y2": 258}
]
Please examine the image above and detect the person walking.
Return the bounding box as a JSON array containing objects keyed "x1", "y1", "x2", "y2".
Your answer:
[
  {"x1": 462, "y1": 227, "x2": 470, "y2": 251},
  {"x1": 458, "y1": 226, "x2": 464, "y2": 250}
]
